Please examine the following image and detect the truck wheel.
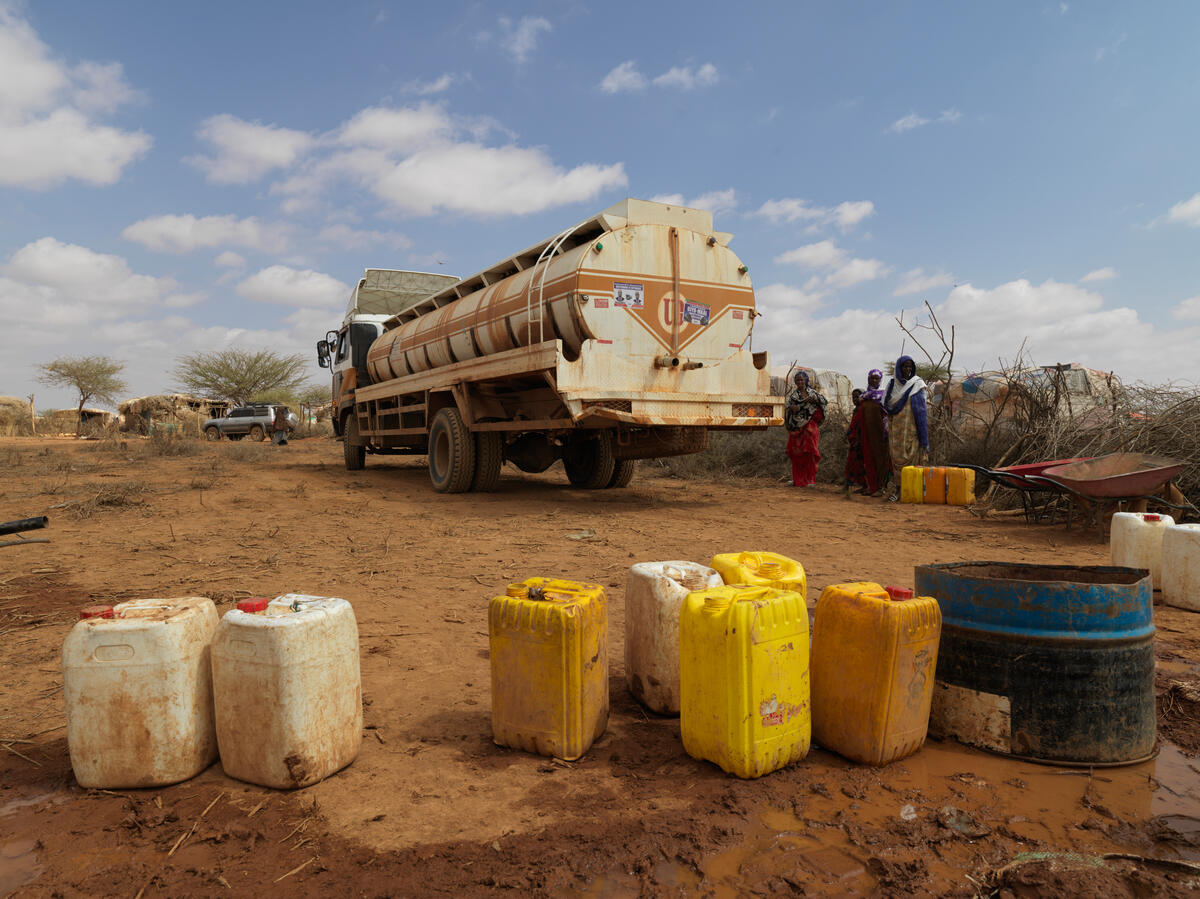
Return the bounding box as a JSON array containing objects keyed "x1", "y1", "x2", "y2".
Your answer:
[
  {"x1": 471, "y1": 432, "x2": 503, "y2": 492},
  {"x1": 429, "y1": 407, "x2": 475, "y2": 493},
  {"x1": 563, "y1": 432, "x2": 616, "y2": 489},
  {"x1": 608, "y1": 458, "x2": 636, "y2": 488},
  {"x1": 249, "y1": 425, "x2": 265, "y2": 442},
  {"x1": 205, "y1": 426, "x2": 221, "y2": 441},
  {"x1": 343, "y1": 415, "x2": 366, "y2": 471}
]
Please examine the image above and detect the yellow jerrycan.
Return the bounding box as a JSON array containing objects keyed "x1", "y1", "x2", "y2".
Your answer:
[
  {"x1": 489, "y1": 578, "x2": 608, "y2": 760},
  {"x1": 810, "y1": 583, "x2": 941, "y2": 766},
  {"x1": 900, "y1": 466, "x2": 925, "y2": 503},
  {"x1": 924, "y1": 467, "x2": 948, "y2": 504},
  {"x1": 710, "y1": 551, "x2": 806, "y2": 601},
  {"x1": 680, "y1": 585, "x2": 811, "y2": 778},
  {"x1": 945, "y1": 467, "x2": 976, "y2": 506}
]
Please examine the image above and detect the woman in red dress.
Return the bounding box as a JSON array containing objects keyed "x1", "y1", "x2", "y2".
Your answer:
[{"x1": 785, "y1": 371, "x2": 827, "y2": 487}]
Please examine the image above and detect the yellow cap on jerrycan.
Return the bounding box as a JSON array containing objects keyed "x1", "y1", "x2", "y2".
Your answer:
[
  {"x1": 810, "y1": 582, "x2": 941, "y2": 766},
  {"x1": 680, "y1": 585, "x2": 811, "y2": 779},
  {"x1": 488, "y1": 577, "x2": 608, "y2": 761},
  {"x1": 900, "y1": 466, "x2": 925, "y2": 503},
  {"x1": 710, "y1": 551, "x2": 806, "y2": 600}
]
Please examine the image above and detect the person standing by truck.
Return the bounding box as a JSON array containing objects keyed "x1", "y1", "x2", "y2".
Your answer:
[
  {"x1": 272, "y1": 405, "x2": 293, "y2": 446},
  {"x1": 785, "y1": 370, "x2": 827, "y2": 487},
  {"x1": 883, "y1": 355, "x2": 929, "y2": 499}
]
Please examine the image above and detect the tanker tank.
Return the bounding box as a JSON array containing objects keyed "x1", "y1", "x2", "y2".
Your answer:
[{"x1": 365, "y1": 199, "x2": 757, "y2": 385}]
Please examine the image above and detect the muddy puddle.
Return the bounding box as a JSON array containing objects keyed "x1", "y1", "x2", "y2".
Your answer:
[{"x1": 575, "y1": 738, "x2": 1200, "y2": 896}]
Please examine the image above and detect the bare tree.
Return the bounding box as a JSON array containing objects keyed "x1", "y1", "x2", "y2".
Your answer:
[
  {"x1": 174, "y1": 349, "x2": 310, "y2": 405},
  {"x1": 34, "y1": 356, "x2": 127, "y2": 437}
]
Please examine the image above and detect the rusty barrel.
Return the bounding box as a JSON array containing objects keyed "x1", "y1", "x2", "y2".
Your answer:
[{"x1": 913, "y1": 562, "x2": 1155, "y2": 766}]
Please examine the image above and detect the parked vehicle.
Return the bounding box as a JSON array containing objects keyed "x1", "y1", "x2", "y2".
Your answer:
[
  {"x1": 316, "y1": 198, "x2": 782, "y2": 493},
  {"x1": 202, "y1": 405, "x2": 297, "y2": 441}
]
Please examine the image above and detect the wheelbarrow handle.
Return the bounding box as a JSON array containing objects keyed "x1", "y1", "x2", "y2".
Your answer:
[{"x1": 0, "y1": 516, "x2": 49, "y2": 536}]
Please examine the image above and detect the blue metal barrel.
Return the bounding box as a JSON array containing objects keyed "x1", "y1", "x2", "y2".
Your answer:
[{"x1": 913, "y1": 562, "x2": 1155, "y2": 765}]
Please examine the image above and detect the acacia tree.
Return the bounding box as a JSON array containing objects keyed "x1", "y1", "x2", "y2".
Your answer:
[
  {"x1": 173, "y1": 349, "x2": 310, "y2": 405},
  {"x1": 35, "y1": 356, "x2": 127, "y2": 437}
]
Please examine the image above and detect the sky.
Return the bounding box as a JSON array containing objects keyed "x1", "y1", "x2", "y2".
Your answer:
[{"x1": 3, "y1": 0, "x2": 1199, "y2": 411}]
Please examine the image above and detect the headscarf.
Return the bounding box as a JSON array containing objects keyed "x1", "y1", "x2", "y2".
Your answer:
[
  {"x1": 786, "y1": 368, "x2": 826, "y2": 429},
  {"x1": 883, "y1": 355, "x2": 928, "y2": 416},
  {"x1": 861, "y1": 368, "x2": 885, "y2": 403}
]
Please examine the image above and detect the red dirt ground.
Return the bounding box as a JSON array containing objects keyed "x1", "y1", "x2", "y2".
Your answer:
[{"x1": 1, "y1": 435, "x2": 1198, "y2": 897}]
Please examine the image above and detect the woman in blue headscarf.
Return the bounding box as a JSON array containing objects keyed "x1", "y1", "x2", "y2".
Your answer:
[{"x1": 883, "y1": 355, "x2": 929, "y2": 498}]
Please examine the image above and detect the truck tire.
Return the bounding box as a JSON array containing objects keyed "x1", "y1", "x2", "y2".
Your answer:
[
  {"x1": 563, "y1": 432, "x2": 616, "y2": 489},
  {"x1": 343, "y1": 414, "x2": 366, "y2": 471},
  {"x1": 205, "y1": 426, "x2": 221, "y2": 441},
  {"x1": 471, "y1": 431, "x2": 503, "y2": 492},
  {"x1": 607, "y1": 458, "x2": 636, "y2": 488},
  {"x1": 249, "y1": 425, "x2": 265, "y2": 442},
  {"x1": 428, "y1": 407, "x2": 475, "y2": 493}
]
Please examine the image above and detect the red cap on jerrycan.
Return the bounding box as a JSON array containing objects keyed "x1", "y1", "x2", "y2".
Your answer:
[
  {"x1": 237, "y1": 597, "x2": 269, "y2": 613},
  {"x1": 883, "y1": 586, "x2": 914, "y2": 601},
  {"x1": 79, "y1": 605, "x2": 114, "y2": 620},
  {"x1": 1144, "y1": 514, "x2": 1161, "y2": 522}
]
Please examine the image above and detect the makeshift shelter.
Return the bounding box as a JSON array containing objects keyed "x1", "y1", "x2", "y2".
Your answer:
[
  {"x1": 118, "y1": 394, "x2": 230, "y2": 436},
  {"x1": 0, "y1": 396, "x2": 31, "y2": 435},
  {"x1": 934, "y1": 363, "x2": 1120, "y2": 438}
]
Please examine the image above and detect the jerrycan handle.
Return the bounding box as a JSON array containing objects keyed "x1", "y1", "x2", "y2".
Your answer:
[
  {"x1": 662, "y1": 565, "x2": 685, "y2": 583},
  {"x1": 736, "y1": 551, "x2": 763, "y2": 571}
]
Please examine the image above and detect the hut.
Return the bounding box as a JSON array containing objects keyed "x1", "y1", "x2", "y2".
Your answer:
[
  {"x1": 0, "y1": 396, "x2": 32, "y2": 436},
  {"x1": 118, "y1": 394, "x2": 230, "y2": 436}
]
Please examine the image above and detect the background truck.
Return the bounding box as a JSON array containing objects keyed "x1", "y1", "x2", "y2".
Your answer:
[{"x1": 316, "y1": 198, "x2": 783, "y2": 493}]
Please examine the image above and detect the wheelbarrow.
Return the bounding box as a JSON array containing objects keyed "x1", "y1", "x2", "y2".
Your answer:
[{"x1": 953, "y1": 459, "x2": 1090, "y2": 524}]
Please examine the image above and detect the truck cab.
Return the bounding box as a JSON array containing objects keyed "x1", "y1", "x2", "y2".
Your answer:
[{"x1": 317, "y1": 270, "x2": 459, "y2": 436}]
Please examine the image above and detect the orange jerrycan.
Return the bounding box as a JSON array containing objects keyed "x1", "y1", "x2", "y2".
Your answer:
[
  {"x1": 710, "y1": 551, "x2": 806, "y2": 601},
  {"x1": 900, "y1": 466, "x2": 925, "y2": 503},
  {"x1": 945, "y1": 467, "x2": 975, "y2": 506},
  {"x1": 680, "y1": 585, "x2": 811, "y2": 778},
  {"x1": 489, "y1": 578, "x2": 608, "y2": 760},
  {"x1": 810, "y1": 582, "x2": 941, "y2": 765},
  {"x1": 924, "y1": 467, "x2": 948, "y2": 504}
]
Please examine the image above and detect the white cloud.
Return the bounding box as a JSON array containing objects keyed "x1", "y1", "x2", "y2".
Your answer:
[
  {"x1": 317, "y1": 224, "x2": 412, "y2": 251},
  {"x1": 754, "y1": 277, "x2": 1199, "y2": 388},
  {"x1": 365, "y1": 143, "x2": 626, "y2": 216},
  {"x1": 400, "y1": 73, "x2": 454, "y2": 95},
  {"x1": 601, "y1": 61, "x2": 719, "y2": 93},
  {"x1": 889, "y1": 109, "x2": 963, "y2": 134},
  {"x1": 70, "y1": 61, "x2": 143, "y2": 113},
  {"x1": 337, "y1": 103, "x2": 454, "y2": 151},
  {"x1": 271, "y1": 101, "x2": 624, "y2": 218},
  {"x1": 652, "y1": 63, "x2": 719, "y2": 90},
  {"x1": 756, "y1": 282, "x2": 824, "y2": 315},
  {"x1": 1166, "y1": 192, "x2": 1200, "y2": 227},
  {"x1": 236, "y1": 265, "x2": 350, "y2": 309},
  {"x1": 122, "y1": 214, "x2": 290, "y2": 254},
  {"x1": 1080, "y1": 266, "x2": 1117, "y2": 282},
  {"x1": 214, "y1": 251, "x2": 245, "y2": 268},
  {"x1": 0, "y1": 237, "x2": 182, "y2": 326},
  {"x1": 894, "y1": 267, "x2": 954, "y2": 296},
  {"x1": 826, "y1": 257, "x2": 889, "y2": 288},
  {"x1": 775, "y1": 240, "x2": 846, "y2": 269},
  {"x1": 0, "y1": 6, "x2": 150, "y2": 189},
  {"x1": 651, "y1": 189, "x2": 736, "y2": 215},
  {"x1": 756, "y1": 198, "x2": 875, "y2": 232},
  {"x1": 1173, "y1": 296, "x2": 1200, "y2": 320},
  {"x1": 890, "y1": 113, "x2": 930, "y2": 133},
  {"x1": 498, "y1": 16, "x2": 551, "y2": 64},
  {"x1": 599, "y1": 61, "x2": 646, "y2": 94},
  {"x1": 186, "y1": 114, "x2": 313, "y2": 184}
]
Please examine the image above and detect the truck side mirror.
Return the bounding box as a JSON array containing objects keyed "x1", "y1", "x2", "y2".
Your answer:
[{"x1": 317, "y1": 340, "x2": 331, "y2": 368}]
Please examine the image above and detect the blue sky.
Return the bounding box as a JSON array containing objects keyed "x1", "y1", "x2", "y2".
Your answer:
[{"x1": 3, "y1": 0, "x2": 1198, "y2": 410}]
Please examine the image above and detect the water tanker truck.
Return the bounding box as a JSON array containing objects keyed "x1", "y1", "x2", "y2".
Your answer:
[{"x1": 316, "y1": 198, "x2": 782, "y2": 492}]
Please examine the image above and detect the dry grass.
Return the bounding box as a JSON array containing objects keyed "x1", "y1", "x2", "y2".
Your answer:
[{"x1": 71, "y1": 480, "x2": 151, "y2": 519}]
